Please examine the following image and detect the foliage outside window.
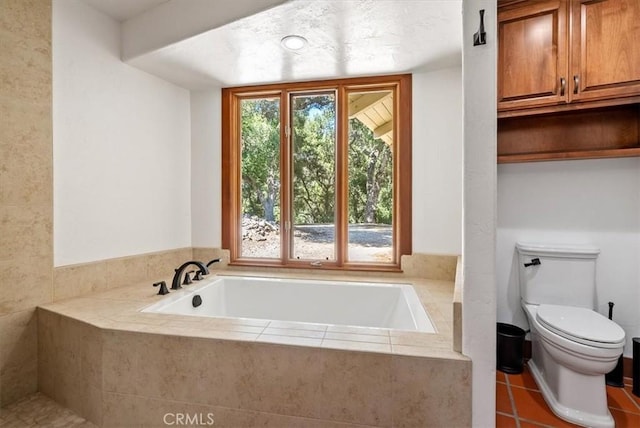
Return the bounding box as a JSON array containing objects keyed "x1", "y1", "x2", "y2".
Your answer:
[{"x1": 222, "y1": 75, "x2": 412, "y2": 271}]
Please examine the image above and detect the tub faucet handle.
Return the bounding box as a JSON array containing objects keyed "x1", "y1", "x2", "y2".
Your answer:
[
  {"x1": 524, "y1": 258, "x2": 541, "y2": 268},
  {"x1": 193, "y1": 270, "x2": 203, "y2": 281},
  {"x1": 153, "y1": 281, "x2": 169, "y2": 295},
  {"x1": 183, "y1": 271, "x2": 193, "y2": 285}
]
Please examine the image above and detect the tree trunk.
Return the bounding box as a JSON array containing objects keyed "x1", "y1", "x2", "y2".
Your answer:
[
  {"x1": 260, "y1": 174, "x2": 278, "y2": 222},
  {"x1": 363, "y1": 146, "x2": 390, "y2": 223}
]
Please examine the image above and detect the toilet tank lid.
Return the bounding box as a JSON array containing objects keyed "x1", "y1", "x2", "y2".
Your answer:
[{"x1": 516, "y1": 242, "x2": 600, "y2": 258}]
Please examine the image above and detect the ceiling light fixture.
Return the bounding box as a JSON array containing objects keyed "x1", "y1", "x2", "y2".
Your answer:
[{"x1": 281, "y1": 35, "x2": 307, "y2": 51}]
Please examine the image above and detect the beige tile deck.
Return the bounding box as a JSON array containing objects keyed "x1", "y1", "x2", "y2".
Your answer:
[{"x1": 39, "y1": 270, "x2": 464, "y2": 359}]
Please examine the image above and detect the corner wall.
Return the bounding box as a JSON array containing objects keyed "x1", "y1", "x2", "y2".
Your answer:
[
  {"x1": 53, "y1": 0, "x2": 192, "y2": 267},
  {"x1": 462, "y1": 1, "x2": 497, "y2": 426},
  {"x1": 0, "y1": 0, "x2": 53, "y2": 405}
]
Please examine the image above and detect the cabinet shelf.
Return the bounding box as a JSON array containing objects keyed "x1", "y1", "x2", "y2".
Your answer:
[
  {"x1": 497, "y1": 104, "x2": 640, "y2": 163},
  {"x1": 498, "y1": 95, "x2": 640, "y2": 119},
  {"x1": 498, "y1": 147, "x2": 640, "y2": 164}
]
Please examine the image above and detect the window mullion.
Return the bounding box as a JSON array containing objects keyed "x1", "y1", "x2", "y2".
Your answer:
[
  {"x1": 335, "y1": 86, "x2": 348, "y2": 267},
  {"x1": 280, "y1": 91, "x2": 291, "y2": 264}
]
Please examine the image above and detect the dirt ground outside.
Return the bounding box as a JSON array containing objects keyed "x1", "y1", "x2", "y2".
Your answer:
[{"x1": 241, "y1": 217, "x2": 392, "y2": 262}]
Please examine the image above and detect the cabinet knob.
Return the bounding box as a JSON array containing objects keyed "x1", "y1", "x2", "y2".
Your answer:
[
  {"x1": 573, "y1": 75, "x2": 579, "y2": 94},
  {"x1": 560, "y1": 77, "x2": 566, "y2": 96}
]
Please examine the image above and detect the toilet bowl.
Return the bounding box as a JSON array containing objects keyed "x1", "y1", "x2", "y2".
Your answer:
[
  {"x1": 523, "y1": 303, "x2": 624, "y2": 428},
  {"x1": 516, "y1": 242, "x2": 625, "y2": 428}
]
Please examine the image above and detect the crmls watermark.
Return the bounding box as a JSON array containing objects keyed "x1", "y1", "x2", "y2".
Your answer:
[{"x1": 163, "y1": 413, "x2": 215, "y2": 426}]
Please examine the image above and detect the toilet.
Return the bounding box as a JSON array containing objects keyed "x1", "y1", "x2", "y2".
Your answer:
[{"x1": 517, "y1": 242, "x2": 625, "y2": 428}]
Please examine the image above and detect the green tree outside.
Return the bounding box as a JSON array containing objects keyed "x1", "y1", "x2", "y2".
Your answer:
[{"x1": 240, "y1": 96, "x2": 392, "y2": 226}]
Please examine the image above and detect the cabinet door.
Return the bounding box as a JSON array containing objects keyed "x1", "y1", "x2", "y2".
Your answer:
[
  {"x1": 571, "y1": 0, "x2": 640, "y2": 102},
  {"x1": 498, "y1": 0, "x2": 569, "y2": 111}
]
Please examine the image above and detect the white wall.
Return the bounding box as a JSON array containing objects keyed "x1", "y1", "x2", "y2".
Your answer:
[
  {"x1": 412, "y1": 67, "x2": 463, "y2": 255},
  {"x1": 53, "y1": 0, "x2": 192, "y2": 266},
  {"x1": 191, "y1": 90, "x2": 222, "y2": 248},
  {"x1": 462, "y1": 1, "x2": 497, "y2": 426},
  {"x1": 497, "y1": 158, "x2": 640, "y2": 356}
]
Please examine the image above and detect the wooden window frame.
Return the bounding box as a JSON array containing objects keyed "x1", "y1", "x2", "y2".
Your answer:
[{"x1": 222, "y1": 74, "x2": 412, "y2": 272}]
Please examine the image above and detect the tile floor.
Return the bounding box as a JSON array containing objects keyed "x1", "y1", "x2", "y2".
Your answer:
[
  {"x1": 497, "y1": 362, "x2": 640, "y2": 427},
  {"x1": 0, "y1": 393, "x2": 96, "y2": 428}
]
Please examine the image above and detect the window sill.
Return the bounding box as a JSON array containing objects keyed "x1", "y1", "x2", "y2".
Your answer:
[{"x1": 228, "y1": 259, "x2": 403, "y2": 274}]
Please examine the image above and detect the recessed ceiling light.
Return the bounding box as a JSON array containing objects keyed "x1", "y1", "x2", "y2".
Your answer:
[{"x1": 281, "y1": 35, "x2": 307, "y2": 51}]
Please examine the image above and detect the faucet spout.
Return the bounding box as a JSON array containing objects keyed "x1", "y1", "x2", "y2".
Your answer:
[
  {"x1": 171, "y1": 261, "x2": 209, "y2": 290},
  {"x1": 206, "y1": 258, "x2": 221, "y2": 268}
]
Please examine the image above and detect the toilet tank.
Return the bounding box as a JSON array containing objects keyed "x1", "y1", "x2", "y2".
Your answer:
[{"x1": 516, "y1": 242, "x2": 600, "y2": 308}]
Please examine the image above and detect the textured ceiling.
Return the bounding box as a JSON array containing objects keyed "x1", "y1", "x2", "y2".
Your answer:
[{"x1": 127, "y1": 0, "x2": 463, "y2": 89}]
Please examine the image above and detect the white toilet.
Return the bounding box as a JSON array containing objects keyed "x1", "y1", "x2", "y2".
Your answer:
[{"x1": 517, "y1": 242, "x2": 625, "y2": 428}]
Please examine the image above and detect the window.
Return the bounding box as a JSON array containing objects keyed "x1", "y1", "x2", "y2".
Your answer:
[{"x1": 222, "y1": 75, "x2": 411, "y2": 271}]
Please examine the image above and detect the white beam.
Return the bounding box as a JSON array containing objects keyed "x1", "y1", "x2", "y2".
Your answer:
[{"x1": 122, "y1": 0, "x2": 287, "y2": 60}]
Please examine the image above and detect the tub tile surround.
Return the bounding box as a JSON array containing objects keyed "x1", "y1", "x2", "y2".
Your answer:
[
  {"x1": 53, "y1": 247, "x2": 193, "y2": 300},
  {"x1": 401, "y1": 253, "x2": 458, "y2": 281},
  {"x1": 192, "y1": 247, "x2": 229, "y2": 269},
  {"x1": 0, "y1": 0, "x2": 53, "y2": 406},
  {"x1": 38, "y1": 268, "x2": 469, "y2": 427},
  {"x1": 37, "y1": 248, "x2": 463, "y2": 425},
  {"x1": 0, "y1": 310, "x2": 39, "y2": 405},
  {"x1": 194, "y1": 247, "x2": 458, "y2": 282},
  {"x1": 453, "y1": 255, "x2": 463, "y2": 353},
  {"x1": 101, "y1": 392, "x2": 379, "y2": 428}
]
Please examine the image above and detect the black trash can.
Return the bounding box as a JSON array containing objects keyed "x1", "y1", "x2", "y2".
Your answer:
[{"x1": 497, "y1": 323, "x2": 526, "y2": 374}]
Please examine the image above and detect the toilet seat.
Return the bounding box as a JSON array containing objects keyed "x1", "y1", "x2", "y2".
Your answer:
[{"x1": 536, "y1": 304, "x2": 625, "y2": 349}]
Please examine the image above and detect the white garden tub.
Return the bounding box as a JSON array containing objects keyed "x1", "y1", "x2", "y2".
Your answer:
[{"x1": 142, "y1": 275, "x2": 435, "y2": 333}]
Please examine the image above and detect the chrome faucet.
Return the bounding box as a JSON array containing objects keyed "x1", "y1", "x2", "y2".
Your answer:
[{"x1": 171, "y1": 261, "x2": 209, "y2": 290}]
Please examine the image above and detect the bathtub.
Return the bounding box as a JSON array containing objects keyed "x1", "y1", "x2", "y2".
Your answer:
[{"x1": 142, "y1": 275, "x2": 435, "y2": 333}]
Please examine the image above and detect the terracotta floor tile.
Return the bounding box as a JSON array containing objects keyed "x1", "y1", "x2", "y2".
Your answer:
[
  {"x1": 510, "y1": 386, "x2": 580, "y2": 427},
  {"x1": 508, "y1": 364, "x2": 538, "y2": 390},
  {"x1": 607, "y1": 386, "x2": 640, "y2": 414},
  {"x1": 496, "y1": 412, "x2": 517, "y2": 428},
  {"x1": 611, "y1": 408, "x2": 640, "y2": 427},
  {"x1": 625, "y1": 385, "x2": 640, "y2": 408},
  {"x1": 498, "y1": 373, "x2": 640, "y2": 428},
  {"x1": 497, "y1": 370, "x2": 506, "y2": 383},
  {"x1": 519, "y1": 421, "x2": 552, "y2": 428},
  {"x1": 496, "y1": 382, "x2": 513, "y2": 415}
]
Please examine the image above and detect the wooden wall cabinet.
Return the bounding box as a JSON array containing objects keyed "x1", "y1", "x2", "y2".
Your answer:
[
  {"x1": 498, "y1": 0, "x2": 640, "y2": 163},
  {"x1": 498, "y1": 0, "x2": 640, "y2": 116},
  {"x1": 570, "y1": 0, "x2": 640, "y2": 104},
  {"x1": 498, "y1": 0, "x2": 568, "y2": 112}
]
